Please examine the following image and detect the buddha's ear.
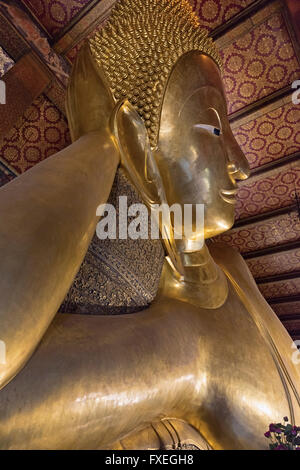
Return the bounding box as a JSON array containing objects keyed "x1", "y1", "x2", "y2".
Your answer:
[
  {"x1": 66, "y1": 41, "x2": 115, "y2": 142},
  {"x1": 111, "y1": 100, "x2": 164, "y2": 206}
]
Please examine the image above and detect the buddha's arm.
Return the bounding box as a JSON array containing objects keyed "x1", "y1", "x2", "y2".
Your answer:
[
  {"x1": 210, "y1": 242, "x2": 300, "y2": 375},
  {"x1": 0, "y1": 298, "x2": 204, "y2": 450},
  {"x1": 209, "y1": 242, "x2": 300, "y2": 419},
  {"x1": 0, "y1": 131, "x2": 119, "y2": 390}
]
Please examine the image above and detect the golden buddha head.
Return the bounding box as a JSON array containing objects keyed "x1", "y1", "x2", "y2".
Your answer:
[{"x1": 89, "y1": 0, "x2": 250, "y2": 254}]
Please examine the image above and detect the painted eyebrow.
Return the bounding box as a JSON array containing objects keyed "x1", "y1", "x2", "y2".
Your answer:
[{"x1": 193, "y1": 107, "x2": 223, "y2": 135}]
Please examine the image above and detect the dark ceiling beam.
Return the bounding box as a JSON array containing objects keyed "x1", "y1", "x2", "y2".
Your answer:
[
  {"x1": 289, "y1": 329, "x2": 300, "y2": 339},
  {"x1": 229, "y1": 84, "x2": 292, "y2": 124},
  {"x1": 210, "y1": 0, "x2": 270, "y2": 39},
  {"x1": 52, "y1": 0, "x2": 273, "y2": 54},
  {"x1": 243, "y1": 239, "x2": 300, "y2": 260},
  {"x1": 279, "y1": 313, "x2": 300, "y2": 322},
  {"x1": 256, "y1": 270, "x2": 300, "y2": 285},
  {"x1": 267, "y1": 294, "x2": 300, "y2": 304},
  {"x1": 266, "y1": 294, "x2": 300, "y2": 305},
  {"x1": 229, "y1": 1, "x2": 300, "y2": 125},
  {"x1": 234, "y1": 204, "x2": 297, "y2": 228},
  {"x1": 249, "y1": 151, "x2": 300, "y2": 178}
]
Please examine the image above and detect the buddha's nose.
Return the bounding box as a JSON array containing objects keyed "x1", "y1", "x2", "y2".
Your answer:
[
  {"x1": 227, "y1": 159, "x2": 250, "y2": 183},
  {"x1": 226, "y1": 132, "x2": 250, "y2": 182}
]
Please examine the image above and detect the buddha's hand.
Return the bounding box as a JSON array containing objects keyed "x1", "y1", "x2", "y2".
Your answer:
[{"x1": 66, "y1": 41, "x2": 116, "y2": 142}]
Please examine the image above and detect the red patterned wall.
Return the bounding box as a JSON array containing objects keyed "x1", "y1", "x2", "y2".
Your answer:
[
  {"x1": 235, "y1": 164, "x2": 299, "y2": 220},
  {"x1": 22, "y1": 0, "x2": 257, "y2": 37},
  {"x1": 233, "y1": 101, "x2": 300, "y2": 169},
  {"x1": 259, "y1": 278, "x2": 300, "y2": 299},
  {"x1": 22, "y1": 0, "x2": 91, "y2": 37},
  {"x1": 221, "y1": 12, "x2": 300, "y2": 114},
  {"x1": 0, "y1": 94, "x2": 71, "y2": 174},
  {"x1": 246, "y1": 248, "x2": 300, "y2": 278},
  {"x1": 272, "y1": 301, "x2": 300, "y2": 317},
  {"x1": 217, "y1": 213, "x2": 300, "y2": 254},
  {"x1": 189, "y1": 0, "x2": 255, "y2": 31}
]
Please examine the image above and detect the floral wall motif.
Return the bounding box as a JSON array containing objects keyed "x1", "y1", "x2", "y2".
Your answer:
[
  {"x1": 221, "y1": 12, "x2": 300, "y2": 114},
  {"x1": 246, "y1": 248, "x2": 300, "y2": 279},
  {"x1": 0, "y1": 45, "x2": 14, "y2": 78},
  {"x1": 216, "y1": 213, "x2": 300, "y2": 254},
  {"x1": 0, "y1": 94, "x2": 71, "y2": 174},
  {"x1": 235, "y1": 164, "x2": 300, "y2": 220},
  {"x1": 22, "y1": 0, "x2": 91, "y2": 37},
  {"x1": 233, "y1": 101, "x2": 300, "y2": 169},
  {"x1": 188, "y1": 0, "x2": 255, "y2": 31},
  {"x1": 259, "y1": 278, "x2": 300, "y2": 300}
]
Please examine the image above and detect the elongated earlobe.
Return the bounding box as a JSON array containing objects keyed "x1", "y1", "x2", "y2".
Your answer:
[
  {"x1": 112, "y1": 100, "x2": 165, "y2": 207},
  {"x1": 112, "y1": 100, "x2": 185, "y2": 274},
  {"x1": 66, "y1": 42, "x2": 115, "y2": 142}
]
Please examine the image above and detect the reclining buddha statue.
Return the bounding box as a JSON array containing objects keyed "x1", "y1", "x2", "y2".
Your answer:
[{"x1": 0, "y1": 0, "x2": 299, "y2": 450}]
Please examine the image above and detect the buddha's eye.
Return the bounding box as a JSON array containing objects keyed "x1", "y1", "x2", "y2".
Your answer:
[{"x1": 194, "y1": 124, "x2": 221, "y2": 136}]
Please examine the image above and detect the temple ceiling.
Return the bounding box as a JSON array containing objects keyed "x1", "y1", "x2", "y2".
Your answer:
[{"x1": 0, "y1": 0, "x2": 299, "y2": 339}]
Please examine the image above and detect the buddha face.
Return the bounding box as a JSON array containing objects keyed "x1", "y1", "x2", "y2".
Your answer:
[{"x1": 153, "y1": 52, "x2": 250, "y2": 241}]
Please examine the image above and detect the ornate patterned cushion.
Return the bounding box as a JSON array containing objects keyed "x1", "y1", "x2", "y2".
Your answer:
[{"x1": 60, "y1": 168, "x2": 165, "y2": 315}]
